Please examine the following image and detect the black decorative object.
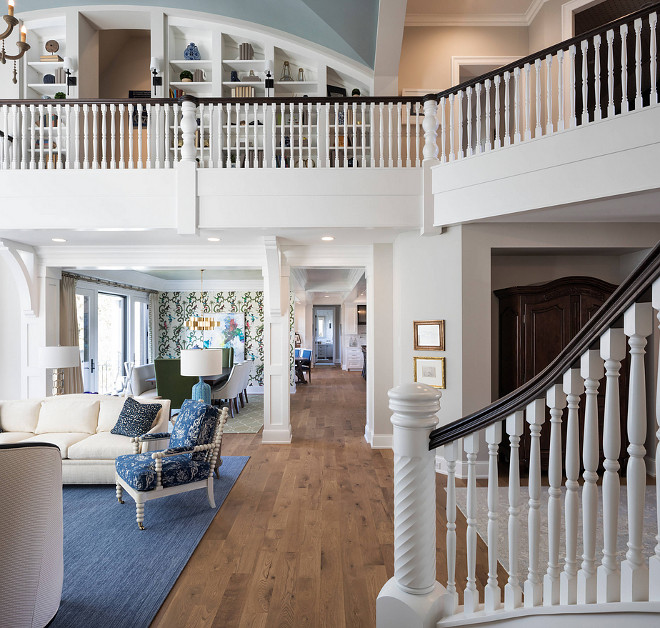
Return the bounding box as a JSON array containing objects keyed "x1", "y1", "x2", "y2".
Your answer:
[{"x1": 43, "y1": 74, "x2": 55, "y2": 84}]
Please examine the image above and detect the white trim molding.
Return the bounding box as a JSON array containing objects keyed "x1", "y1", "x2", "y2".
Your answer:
[
  {"x1": 451, "y1": 56, "x2": 522, "y2": 88},
  {"x1": 561, "y1": 0, "x2": 608, "y2": 41},
  {"x1": 406, "y1": 0, "x2": 548, "y2": 28}
]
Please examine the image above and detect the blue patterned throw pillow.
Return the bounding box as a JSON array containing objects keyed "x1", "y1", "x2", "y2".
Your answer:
[{"x1": 111, "y1": 397, "x2": 162, "y2": 437}]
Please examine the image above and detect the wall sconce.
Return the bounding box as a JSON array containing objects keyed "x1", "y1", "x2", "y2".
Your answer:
[
  {"x1": 264, "y1": 59, "x2": 274, "y2": 98},
  {"x1": 63, "y1": 57, "x2": 76, "y2": 95},
  {"x1": 150, "y1": 57, "x2": 162, "y2": 95}
]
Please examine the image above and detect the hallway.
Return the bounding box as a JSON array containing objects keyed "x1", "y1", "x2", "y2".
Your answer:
[{"x1": 152, "y1": 367, "x2": 486, "y2": 627}]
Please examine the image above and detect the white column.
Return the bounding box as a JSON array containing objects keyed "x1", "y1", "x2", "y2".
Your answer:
[
  {"x1": 578, "y1": 349, "x2": 604, "y2": 604},
  {"x1": 621, "y1": 302, "x2": 652, "y2": 601},
  {"x1": 484, "y1": 422, "x2": 502, "y2": 612},
  {"x1": 504, "y1": 410, "x2": 524, "y2": 610},
  {"x1": 597, "y1": 327, "x2": 626, "y2": 603},
  {"x1": 262, "y1": 236, "x2": 292, "y2": 444},
  {"x1": 525, "y1": 398, "x2": 545, "y2": 607},
  {"x1": 560, "y1": 368, "x2": 584, "y2": 605},
  {"x1": 651, "y1": 280, "x2": 660, "y2": 600},
  {"x1": 377, "y1": 383, "x2": 449, "y2": 628}
]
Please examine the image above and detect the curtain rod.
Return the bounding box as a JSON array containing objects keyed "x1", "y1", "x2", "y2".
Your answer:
[{"x1": 62, "y1": 271, "x2": 159, "y2": 295}]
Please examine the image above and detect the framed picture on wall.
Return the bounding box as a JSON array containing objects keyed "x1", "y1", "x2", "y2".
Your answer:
[
  {"x1": 414, "y1": 356, "x2": 445, "y2": 389},
  {"x1": 413, "y1": 320, "x2": 445, "y2": 351}
]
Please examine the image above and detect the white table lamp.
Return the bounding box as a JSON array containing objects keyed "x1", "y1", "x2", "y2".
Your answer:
[
  {"x1": 40, "y1": 346, "x2": 80, "y2": 396},
  {"x1": 180, "y1": 349, "x2": 223, "y2": 405}
]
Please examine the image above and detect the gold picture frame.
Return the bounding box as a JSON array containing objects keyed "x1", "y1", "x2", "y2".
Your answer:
[
  {"x1": 413, "y1": 320, "x2": 445, "y2": 351},
  {"x1": 413, "y1": 356, "x2": 446, "y2": 389}
]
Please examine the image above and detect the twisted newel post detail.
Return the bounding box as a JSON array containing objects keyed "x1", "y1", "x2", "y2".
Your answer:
[{"x1": 377, "y1": 383, "x2": 450, "y2": 628}]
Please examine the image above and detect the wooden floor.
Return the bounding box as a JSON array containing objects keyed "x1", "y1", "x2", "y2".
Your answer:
[{"x1": 152, "y1": 366, "x2": 490, "y2": 628}]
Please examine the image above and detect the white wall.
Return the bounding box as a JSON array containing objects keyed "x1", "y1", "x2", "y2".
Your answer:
[{"x1": 0, "y1": 257, "x2": 22, "y2": 399}]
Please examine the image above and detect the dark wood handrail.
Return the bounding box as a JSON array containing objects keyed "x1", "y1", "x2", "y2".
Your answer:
[
  {"x1": 427, "y1": 1, "x2": 660, "y2": 104},
  {"x1": 429, "y1": 240, "x2": 660, "y2": 450}
]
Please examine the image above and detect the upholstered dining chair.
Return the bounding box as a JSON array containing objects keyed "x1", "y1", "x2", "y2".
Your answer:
[
  {"x1": 211, "y1": 363, "x2": 244, "y2": 417},
  {"x1": 238, "y1": 359, "x2": 253, "y2": 408},
  {"x1": 114, "y1": 400, "x2": 228, "y2": 530},
  {"x1": 300, "y1": 349, "x2": 312, "y2": 383}
]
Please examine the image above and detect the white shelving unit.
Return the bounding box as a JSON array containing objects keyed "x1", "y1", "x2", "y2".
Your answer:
[{"x1": 22, "y1": 15, "x2": 68, "y2": 100}]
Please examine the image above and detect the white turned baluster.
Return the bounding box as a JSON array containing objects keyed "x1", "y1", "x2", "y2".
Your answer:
[
  {"x1": 38, "y1": 104, "x2": 44, "y2": 169},
  {"x1": 256, "y1": 103, "x2": 261, "y2": 168},
  {"x1": 504, "y1": 72, "x2": 511, "y2": 146},
  {"x1": 370, "y1": 102, "x2": 376, "y2": 167},
  {"x1": 292, "y1": 102, "x2": 298, "y2": 169},
  {"x1": 110, "y1": 104, "x2": 116, "y2": 169},
  {"x1": 457, "y1": 90, "x2": 464, "y2": 158},
  {"x1": 621, "y1": 302, "x2": 652, "y2": 601},
  {"x1": 47, "y1": 104, "x2": 53, "y2": 169},
  {"x1": 651, "y1": 12, "x2": 658, "y2": 106},
  {"x1": 484, "y1": 422, "x2": 502, "y2": 612},
  {"x1": 439, "y1": 97, "x2": 446, "y2": 161},
  {"x1": 227, "y1": 103, "x2": 233, "y2": 168},
  {"x1": 297, "y1": 102, "x2": 303, "y2": 168},
  {"x1": 651, "y1": 280, "x2": 660, "y2": 600},
  {"x1": 237, "y1": 103, "x2": 243, "y2": 168},
  {"x1": 513, "y1": 67, "x2": 521, "y2": 143},
  {"x1": 180, "y1": 98, "x2": 197, "y2": 163},
  {"x1": 504, "y1": 411, "x2": 524, "y2": 610},
  {"x1": 578, "y1": 350, "x2": 604, "y2": 604},
  {"x1": 92, "y1": 103, "x2": 98, "y2": 169},
  {"x1": 444, "y1": 440, "x2": 459, "y2": 614},
  {"x1": 405, "y1": 101, "x2": 411, "y2": 167},
  {"x1": 361, "y1": 102, "x2": 367, "y2": 167},
  {"x1": 100, "y1": 104, "x2": 107, "y2": 168},
  {"x1": 140, "y1": 103, "x2": 148, "y2": 168},
  {"x1": 581, "y1": 40, "x2": 589, "y2": 125},
  {"x1": 269, "y1": 103, "x2": 276, "y2": 169},
  {"x1": 621, "y1": 24, "x2": 629, "y2": 112},
  {"x1": 378, "y1": 102, "x2": 385, "y2": 167},
  {"x1": 545, "y1": 55, "x2": 554, "y2": 134},
  {"x1": 128, "y1": 104, "x2": 135, "y2": 168},
  {"x1": 414, "y1": 101, "x2": 421, "y2": 166},
  {"x1": 524, "y1": 62, "x2": 531, "y2": 140},
  {"x1": 66, "y1": 105, "x2": 73, "y2": 170},
  {"x1": 544, "y1": 385, "x2": 566, "y2": 606},
  {"x1": 606, "y1": 30, "x2": 615, "y2": 117},
  {"x1": 594, "y1": 35, "x2": 602, "y2": 121},
  {"x1": 11, "y1": 105, "x2": 18, "y2": 169},
  {"x1": 422, "y1": 98, "x2": 439, "y2": 163},
  {"x1": 534, "y1": 59, "x2": 542, "y2": 137},
  {"x1": 466, "y1": 86, "x2": 473, "y2": 156},
  {"x1": 569, "y1": 44, "x2": 577, "y2": 128},
  {"x1": 242, "y1": 103, "x2": 250, "y2": 169},
  {"x1": 475, "y1": 83, "x2": 482, "y2": 153},
  {"x1": 165, "y1": 104, "x2": 170, "y2": 168},
  {"x1": 494, "y1": 75, "x2": 501, "y2": 148},
  {"x1": 155, "y1": 104, "x2": 161, "y2": 168},
  {"x1": 560, "y1": 368, "x2": 583, "y2": 605},
  {"x1": 323, "y1": 103, "x2": 330, "y2": 168},
  {"x1": 597, "y1": 328, "x2": 626, "y2": 603},
  {"x1": 635, "y1": 18, "x2": 643, "y2": 109},
  {"x1": 118, "y1": 104, "x2": 125, "y2": 168},
  {"x1": 56, "y1": 104, "x2": 63, "y2": 169},
  {"x1": 20, "y1": 104, "x2": 27, "y2": 169},
  {"x1": 376, "y1": 384, "x2": 448, "y2": 626},
  {"x1": 386, "y1": 102, "x2": 393, "y2": 167},
  {"x1": 29, "y1": 105, "x2": 35, "y2": 169},
  {"x1": 449, "y1": 92, "x2": 456, "y2": 159},
  {"x1": 557, "y1": 49, "x2": 565, "y2": 131},
  {"x1": 464, "y1": 432, "x2": 480, "y2": 614},
  {"x1": 525, "y1": 399, "x2": 545, "y2": 607},
  {"x1": 73, "y1": 104, "x2": 80, "y2": 169},
  {"x1": 396, "y1": 101, "x2": 402, "y2": 167},
  {"x1": 484, "y1": 80, "x2": 491, "y2": 152},
  {"x1": 308, "y1": 102, "x2": 313, "y2": 167}
]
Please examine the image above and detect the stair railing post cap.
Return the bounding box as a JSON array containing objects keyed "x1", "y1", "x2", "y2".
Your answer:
[{"x1": 389, "y1": 383, "x2": 441, "y2": 428}]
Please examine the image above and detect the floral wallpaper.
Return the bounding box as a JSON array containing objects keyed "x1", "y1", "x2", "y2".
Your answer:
[{"x1": 158, "y1": 290, "x2": 295, "y2": 388}]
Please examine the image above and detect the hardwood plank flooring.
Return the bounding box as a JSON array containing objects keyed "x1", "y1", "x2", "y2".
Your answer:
[{"x1": 152, "y1": 366, "x2": 490, "y2": 628}]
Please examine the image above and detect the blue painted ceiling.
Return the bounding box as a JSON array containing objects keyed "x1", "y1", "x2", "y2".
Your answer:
[{"x1": 15, "y1": 0, "x2": 380, "y2": 68}]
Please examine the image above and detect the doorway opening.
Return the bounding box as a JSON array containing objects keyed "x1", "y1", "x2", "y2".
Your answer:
[{"x1": 313, "y1": 305, "x2": 341, "y2": 366}]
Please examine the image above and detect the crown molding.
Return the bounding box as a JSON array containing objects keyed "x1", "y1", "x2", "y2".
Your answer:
[{"x1": 405, "y1": 0, "x2": 548, "y2": 28}]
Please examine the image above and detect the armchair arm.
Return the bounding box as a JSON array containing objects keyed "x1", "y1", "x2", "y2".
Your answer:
[
  {"x1": 151, "y1": 443, "x2": 214, "y2": 459},
  {"x1": 130, "y1": 432, "x2": 171, "y2": 454}
]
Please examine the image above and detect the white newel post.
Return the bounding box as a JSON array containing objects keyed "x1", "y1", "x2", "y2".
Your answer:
[
  {"x1": 422, "y1": 97, "x2": 439, "y2": 163},
  {"x1": 651, "y1": 280, "x2": 660, "y2": 600},
  {"x1": 180, "y1": 96, "x2": 197, "y2": 163},
  {"x1": 377, "y1": 383, "x2": 450, "y2": 628},
  {"x1": 176, "y1": 96, "x2": 198, "y2": 235}
]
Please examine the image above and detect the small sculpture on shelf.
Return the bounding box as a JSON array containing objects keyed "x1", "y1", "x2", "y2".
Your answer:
[
  {"x1": 180, "y1": 70, "x2": 193, "y2": 83},
  {"x1": 230, "y1": 70, "x2": 239, "y2": 82},
  {"x1": 183, "y1": 43, "x2": 201, "y2": 60},
  {"x1": 242, "y1": 70, "x2": 260, "y2": 82},
  {"x1": 297, "y1": 67, "x2": 305, "y2": 81},
  {"x1": 280, "y1": 60, "x2": 293, "y2": 81}
]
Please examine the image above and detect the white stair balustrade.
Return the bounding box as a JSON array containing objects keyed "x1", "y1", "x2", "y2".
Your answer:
[
  {"x1": 621, "y1": 302, "x2": 652, "y2": 602},
  {"x1": 652, "y1": 279, "x2": 660, "y2": 601}
]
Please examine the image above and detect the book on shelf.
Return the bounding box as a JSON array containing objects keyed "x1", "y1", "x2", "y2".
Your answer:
[
  {"x1": 169, "y1": 86, "x2": 185, "y2": 99},
  {"x1": 231, "y1": 85, "x2": 255, "y2": 98},
  {"x1": 54, "y1": 68, "x2": 65, "y2": 83},
  {"x1": 39, "y1": 55, "x2": 63, "y2": 62}
]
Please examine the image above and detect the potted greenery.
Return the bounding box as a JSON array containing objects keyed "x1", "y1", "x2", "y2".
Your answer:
[
  {"x1": 180, "y1": 70, "x2": 193, "y2": 83},
  {"x1": 54, "y1": 92, "x2": 66, "y2": 99}
]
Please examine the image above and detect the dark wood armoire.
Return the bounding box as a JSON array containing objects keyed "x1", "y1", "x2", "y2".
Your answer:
[{"x1": 495, "y1": 276, "x2": 627, "y2": 472}]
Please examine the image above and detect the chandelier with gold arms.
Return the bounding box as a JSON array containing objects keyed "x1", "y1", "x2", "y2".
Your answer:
[
  {"x1": 1, "y1": 1, "x2": 29, "y2": 84},
  {"x1": 185, "y1": 269, "x2": 217, "y2": 331}
]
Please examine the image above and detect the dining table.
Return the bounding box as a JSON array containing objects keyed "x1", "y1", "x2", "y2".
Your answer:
[{"x1": 145, "y1": 366, "x2": 232, "y2": 389}]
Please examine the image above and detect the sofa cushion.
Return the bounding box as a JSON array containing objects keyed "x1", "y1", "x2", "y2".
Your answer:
[
  {"x1": 68, "y1": 432, "x2": 136, "y2": 460},
  {"x1": 111, "y1": 397, "x2": 162, "y2": 437},
  {"x1": 115, "y1": 452, "x2": 210, "y2": 492},
  {"x1": 0, "y1": 431, "x2": 35, "y2": 444},
  {"x1": 97, "y1": 396, "x2": 167, "y2": 433},
  {"x1": 0, "y1": 400, "x2": 42, "y2": 433},
  {"x1": 35, "y1": 395, "x2": 100, "y2": 434},
  {"x1": 20, "y1": 433, "x2": 90, "y2": 458}
]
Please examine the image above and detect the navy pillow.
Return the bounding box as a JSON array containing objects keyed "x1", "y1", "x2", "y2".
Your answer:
[{"x1": 111, "y1": 397, "x2": 162, "y2": 437}]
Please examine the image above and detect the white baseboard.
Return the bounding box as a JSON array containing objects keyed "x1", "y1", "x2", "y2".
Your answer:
[
  {"x1": 436, "y1": 454, "x2": 489, "y2": 479},
  {"x1": 646, "y1": 455, "x2": 656, "y2": 477},
  {"x1": 370, "y1": 433, "x2": 393, "y2": 449},
  {"x1": 261, "y1": 426, "x2": 292, "y2": 444}
]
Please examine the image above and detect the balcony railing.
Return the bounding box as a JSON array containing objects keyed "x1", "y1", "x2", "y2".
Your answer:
[{"x1": 0, "y1": 96, "x2": 425, "y2": 171}]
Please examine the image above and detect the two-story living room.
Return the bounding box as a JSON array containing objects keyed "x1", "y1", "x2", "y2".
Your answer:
[{"x1": 1, "y1": 0, "x2": 660, "y2": 627}]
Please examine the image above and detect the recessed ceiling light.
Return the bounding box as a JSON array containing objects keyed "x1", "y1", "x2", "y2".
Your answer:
[
  {"x1": 207, "y1": 237, "x2": 220, "y2": 242},
  {"x1": 51, "y1": 238, "x2": 66, "y2": 243},
  {"x1": 324, "y1": 295, "x2": 330, "y2": 298},
  {"x1": 321, "y1": 236, "x2": 334, "y2": 241}
]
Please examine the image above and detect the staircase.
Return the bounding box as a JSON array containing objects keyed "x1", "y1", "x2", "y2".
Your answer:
[{"x1": 378, "y1": 4, "x2": 660, "y2": 626}]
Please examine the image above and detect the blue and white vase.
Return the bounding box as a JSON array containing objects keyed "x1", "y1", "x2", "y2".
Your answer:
[{"x1": 184, "y1": 43, "x2": 201, "y2": 60}]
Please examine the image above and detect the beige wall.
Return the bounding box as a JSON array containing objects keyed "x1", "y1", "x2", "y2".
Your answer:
[
  {"x1": 99, "y1": 30, "x2": 151, "y2": 98},
  {"x1": 399, "y1": 26, "x2": 529, "y2": 93},
  {"x1": 529, "y1": 0, "x2": 565, "y2": 52}
]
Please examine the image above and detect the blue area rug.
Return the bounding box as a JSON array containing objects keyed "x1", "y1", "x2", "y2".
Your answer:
[{"x1": 52, "y1": 456, "x2": 249, "y2": 628}]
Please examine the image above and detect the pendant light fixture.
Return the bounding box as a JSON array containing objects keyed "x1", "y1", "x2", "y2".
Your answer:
[{"x1": 185, "y1": 269, "x2": 217, "y2": 331}]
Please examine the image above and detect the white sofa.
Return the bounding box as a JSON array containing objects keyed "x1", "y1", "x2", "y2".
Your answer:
[{"x1": 0, "y1": 394, "x2": 171, "y2": 484}]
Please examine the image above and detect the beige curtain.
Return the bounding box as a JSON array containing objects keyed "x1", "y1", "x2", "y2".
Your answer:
[
  {"x1": 148, "y1": 292, "x2": 159, "y2": 363},
  {"x1": 60, "y1": 275, "x2": 84, "y2": 394}
]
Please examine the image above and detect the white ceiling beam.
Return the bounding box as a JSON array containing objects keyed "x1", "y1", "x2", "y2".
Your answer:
[{"x1": 373, "y1": 0, "x2": 408, "y2": 95}]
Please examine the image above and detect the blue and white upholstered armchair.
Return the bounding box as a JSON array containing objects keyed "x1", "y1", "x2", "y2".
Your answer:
[{"x1": 114, "y1": 400, "x2": 229, "y2": 530}]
